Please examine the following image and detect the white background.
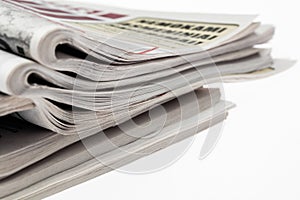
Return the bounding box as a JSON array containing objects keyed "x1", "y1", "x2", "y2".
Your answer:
[{"x1": 47, "y1": 0, "x2": 300, "y2": 199}]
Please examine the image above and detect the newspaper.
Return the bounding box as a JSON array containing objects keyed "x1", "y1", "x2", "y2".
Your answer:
[
  {"x1": 0, "y1": 48, "x2": 293, "y2": 136},
  {"x1": 0, "y1": 88, "x2": 233, "y2": 199},
  {"x1": 0, "y1": 88, "x2": 220, "y2": 179},
  {"x1": 0, "y1": 0, "x2": 257, "y2": 62},
  {"x1": 0, "y1": 0, "x2": 295, "y2": 136}
]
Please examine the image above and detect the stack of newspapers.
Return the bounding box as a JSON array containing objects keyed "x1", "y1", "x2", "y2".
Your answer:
[{"x1": 0, "y1": 0, "x2": 294, "y2": 199}]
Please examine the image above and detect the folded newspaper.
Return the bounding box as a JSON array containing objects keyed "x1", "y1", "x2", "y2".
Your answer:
[{"x1": 0, "y1": 0, "x2": 294, "y2": 199}]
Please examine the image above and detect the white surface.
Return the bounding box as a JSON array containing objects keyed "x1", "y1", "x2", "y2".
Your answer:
[{"x1": 46, "y1": 0, "x2": 300, "y2": 199}]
